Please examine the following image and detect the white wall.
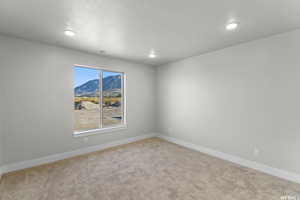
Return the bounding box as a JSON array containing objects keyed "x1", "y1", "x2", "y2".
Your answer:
[
  {"x1": 0, "y1": 131, "x2": 3, "y2": 169},
  {"x1": 0, "y1": 81, "x2": 4, "y2": 170},
  {"x1": 157, "y1": 29, "x2": 300, "y2": 175},
  {"x1": 0, "y1": 35, "x2": 156, "y2": 165},
  {"x1": 1, "y1": 28, "x2": 300, "y2": 177}
]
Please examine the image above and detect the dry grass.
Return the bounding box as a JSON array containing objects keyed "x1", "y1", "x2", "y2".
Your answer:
[
  {"x1": 74, "y1": 107, "x2": 122, "y2": 132},
  {"x1": 75, "y1": 97, "x2": 99, "y2": 104},
  {"x1": 75, "y1": 97, "x2": 121, "y2": 104}
]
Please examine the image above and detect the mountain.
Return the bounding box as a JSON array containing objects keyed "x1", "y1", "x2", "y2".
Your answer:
[
  {"x1": 74, "y1": 79, "x2": 100, "y2": 97},
  {"x1": 103, "y1": 75, "x2": 121, "y2": 91},
  {"x1": 75, "y1": 75, "x2": 121, "y2": 97}
]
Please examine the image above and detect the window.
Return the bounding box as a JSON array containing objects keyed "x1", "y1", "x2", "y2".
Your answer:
[{"x1": 73, "y1": 65, "x2": 125, "y2": 135}]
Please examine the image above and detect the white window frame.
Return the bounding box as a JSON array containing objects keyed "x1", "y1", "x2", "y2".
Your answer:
[{"x1": 73, "y1": 64, "x2": 127, "y2": 137}]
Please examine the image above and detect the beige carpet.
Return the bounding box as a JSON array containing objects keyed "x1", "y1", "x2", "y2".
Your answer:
[{"x1": 0, "y1": 138, "x2": 299, "y2": 200}]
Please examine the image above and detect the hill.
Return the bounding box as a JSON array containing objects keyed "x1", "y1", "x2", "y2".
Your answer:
[{"x1": 75, "y1": 75, "x2": 121, "y2": 97}]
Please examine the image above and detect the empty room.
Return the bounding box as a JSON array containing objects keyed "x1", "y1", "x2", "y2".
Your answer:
[{"x1": 0, "y1": 0, "x2": 300, "y2": 199}]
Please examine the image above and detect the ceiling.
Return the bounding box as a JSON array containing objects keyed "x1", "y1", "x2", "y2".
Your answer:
[{"x1": 0, "y1": 0, "x2": 300, "y2": 66}]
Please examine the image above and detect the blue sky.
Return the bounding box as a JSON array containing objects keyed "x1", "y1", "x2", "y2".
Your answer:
[{"x1": 74, "y1": 66, "x2": 120, "y2": 87}]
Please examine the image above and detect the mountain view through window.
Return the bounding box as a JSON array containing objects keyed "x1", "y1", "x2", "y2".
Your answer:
[{"x1": 74, "y1": 66, "x2": 124, "y2": 133}]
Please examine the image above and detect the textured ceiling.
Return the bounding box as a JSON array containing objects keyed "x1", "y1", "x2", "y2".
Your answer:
[{"x1": 0, "y1": 0, "x2": 300, "y2": 65}]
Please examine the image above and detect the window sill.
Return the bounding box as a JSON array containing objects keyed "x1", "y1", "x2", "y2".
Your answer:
[{"x1": 73, "y1": 125, "x2": 127, "y2": 137}]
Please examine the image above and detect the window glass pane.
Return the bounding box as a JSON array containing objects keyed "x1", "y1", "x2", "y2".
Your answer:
[
  {"x1": 102, "y1": 71, "x2": 123, "y2": 128},
  {"x1": 74, "y1": 67, "x2": 100, "y2": 132}
]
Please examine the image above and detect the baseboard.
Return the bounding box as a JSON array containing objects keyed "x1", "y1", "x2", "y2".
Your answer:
[
  {"x1": 2, "y1": 133, "x2": 159, "y2": 174},
  {"x1": 159, "y1": 135, "x2": 300, "y2": 184},
  {"x1": 4, "y1": 133, "x2": 299, "y2": 184}
]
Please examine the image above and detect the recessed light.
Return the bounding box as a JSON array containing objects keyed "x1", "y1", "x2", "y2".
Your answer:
[
  {"x1": 64, "y1": 30, "x2": 75, "y2": 37},
  {"x1": 148, "y1": 50, "x2": 156, "y2": 58},
  {"x1": 149, "y1": 53, "x2": 156, "y2": 58},
  {"x1": 226, "y1": 22, "x2": 238, "y2": 30}
]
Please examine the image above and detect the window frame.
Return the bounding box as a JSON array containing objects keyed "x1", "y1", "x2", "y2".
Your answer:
[{"x1": 73, "y1": 64, "x2": 127, "y2": 137}]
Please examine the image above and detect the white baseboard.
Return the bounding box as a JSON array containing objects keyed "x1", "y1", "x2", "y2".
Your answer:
[
  {"x1": 3, "y1": 133, "x2": 299, "y2": 184},
  {"x1": 159, "y1": 135, "x2": 300, "y2": 184},
  {"x1": 2, "y1": 133, "x2": 158, "y2": 174}
]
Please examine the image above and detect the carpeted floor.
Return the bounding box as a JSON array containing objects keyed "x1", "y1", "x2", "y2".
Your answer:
[{"x1": 0, "y1": 138, "x2": 299, "y2": 200}]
